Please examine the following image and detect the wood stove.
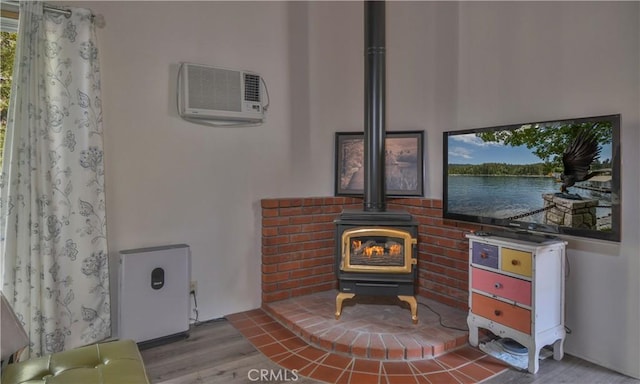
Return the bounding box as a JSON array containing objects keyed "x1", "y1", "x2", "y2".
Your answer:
[
  {"x1": 335, "y1": 211, "x2": 419, "y2": 323},
  {"x1": 335, "y1": 1, "x2": 420, "y2": 323}
]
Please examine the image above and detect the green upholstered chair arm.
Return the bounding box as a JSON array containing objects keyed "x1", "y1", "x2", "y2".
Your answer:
[{"x1": 1, "y1": 339, "x2": 150, "y2": 384}]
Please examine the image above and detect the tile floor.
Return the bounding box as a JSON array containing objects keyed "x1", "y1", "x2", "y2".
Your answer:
[{"x1": 226, "y1": 292, "x2": 509, "y2": 384}]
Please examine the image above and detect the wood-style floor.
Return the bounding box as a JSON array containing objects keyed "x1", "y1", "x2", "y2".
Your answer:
[
  {"x1": 141, "y1": 319, "x2": 639, "y2": 384},
  {"x1": 140, "y1": 319, "x2": 318, "y2": 384}
]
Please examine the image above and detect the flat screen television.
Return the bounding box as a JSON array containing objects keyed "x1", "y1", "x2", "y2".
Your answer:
[{"x1": 443, "y1": 114, "x2": 621, "y2": 242}]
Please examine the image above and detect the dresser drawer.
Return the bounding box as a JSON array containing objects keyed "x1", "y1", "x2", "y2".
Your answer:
[
  {"x1": 471, "y1": 292, "x2": 531, "y2": 334},
  {"x1": 471, "y1": 242, "x2": 499, "y2": 269},
  {"x1": 471, "y1": 267, "x2": 532, "y2": 306},
  {"x1": 501, "y1": 248, "x2": 532, "y2": 277}
]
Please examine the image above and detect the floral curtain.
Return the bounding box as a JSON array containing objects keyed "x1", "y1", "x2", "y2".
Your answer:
[{"x1": 0, "y1": 2, "x2": 109, "y2": 358}]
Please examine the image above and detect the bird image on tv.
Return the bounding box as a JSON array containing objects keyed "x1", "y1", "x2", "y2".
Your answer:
[{"x1": 559, "y1": 129, "x2": 603, "y2": 198}]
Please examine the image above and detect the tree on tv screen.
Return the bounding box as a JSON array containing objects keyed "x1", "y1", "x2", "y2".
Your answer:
[{"x1": 476, "y1": 121, "x2": 613, "y2": 170}]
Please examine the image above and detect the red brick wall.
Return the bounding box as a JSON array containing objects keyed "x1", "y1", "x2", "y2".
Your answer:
[{"x1": 261, "y1": 197, "x2": 482, "y2": 310}]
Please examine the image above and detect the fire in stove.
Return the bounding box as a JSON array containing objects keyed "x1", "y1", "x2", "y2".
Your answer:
[
  {"x1": 353, "y1": 240, "x2": 402, "y2": 262},
  {"x1": 356, "y1": 240, "x2": 399, "y2": 258},
  {"x1": 341, "y1": 227, "x2": 416, "y2": 273}
]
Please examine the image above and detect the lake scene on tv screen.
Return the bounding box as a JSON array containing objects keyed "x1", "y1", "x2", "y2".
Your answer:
[{"x1": 445, "y1": 117, "x2": 618, "y2": 237}]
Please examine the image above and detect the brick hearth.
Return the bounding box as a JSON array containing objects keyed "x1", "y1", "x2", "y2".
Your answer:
[
  {"x1": 263, "y1": 291, "x2": 470, "y2": 361},
  {"x1": 261, "y1": 196, "x2": 483, "y2": 310}
]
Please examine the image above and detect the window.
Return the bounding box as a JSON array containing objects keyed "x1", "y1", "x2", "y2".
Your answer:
[{"x1": 1, "y1": 3, "x2": 18, "y2": 169}]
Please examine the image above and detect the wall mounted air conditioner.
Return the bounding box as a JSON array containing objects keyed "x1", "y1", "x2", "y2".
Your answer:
[{"x1": 178, "y1": 62, "x2": 266, "y2": 123}]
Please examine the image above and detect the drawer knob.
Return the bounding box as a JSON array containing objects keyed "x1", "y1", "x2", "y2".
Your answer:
[
  {"x1": 494, "y1": 309, "x2": 502, "y2": 316},
  {"x1": 494, "y1": 282, "x2": 503, "y2": 289},
  {"x1": 480, "y1": 252, "x2": 488, "y2": 259},
  {"x1": 511, "y1": 259, "x2": 520, "y2": 266}
]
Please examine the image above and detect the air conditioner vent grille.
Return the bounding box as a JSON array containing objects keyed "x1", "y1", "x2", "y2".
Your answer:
[
  {"x1": 187, "y1": 66, "x2": 241, "y2": 112},
  {"x1": 244, "y1": 74, "x2": 261, "y2": 102},
  {"x1": 178, "y1": 62, "x2": 265, "y2": 123}
]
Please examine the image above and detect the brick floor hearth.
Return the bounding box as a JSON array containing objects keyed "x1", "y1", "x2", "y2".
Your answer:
[
  {"x1": 264, "y1": 290, "x2": 470, "y2": 360},
  {"x1": 227, "y1": 291, "x2": 509, "y2": 383}
]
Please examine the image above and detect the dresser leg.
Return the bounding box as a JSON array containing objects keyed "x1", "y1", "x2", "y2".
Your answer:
[
  {"x1": 553, "y1": 338, "x2": 565, "y2": 361},
  {"x1": 467, "y1": 317, "x2": 479, "y2": 347},
  {"x1": 528, "y1": 343, "x2": 541, "y2": 374}
]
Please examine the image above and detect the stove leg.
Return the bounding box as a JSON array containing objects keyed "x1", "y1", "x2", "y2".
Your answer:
[
  {"x1": 398, "y1": 295, "x2": 418, "y2": 324},
  {"x1": 335, "y1": 292, "x2": 355, "y2": 320}
]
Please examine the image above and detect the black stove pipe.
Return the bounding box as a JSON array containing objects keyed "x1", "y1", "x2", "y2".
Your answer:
[{"x1": 363, "y1": 1, "x2": 386, "y2": 212}]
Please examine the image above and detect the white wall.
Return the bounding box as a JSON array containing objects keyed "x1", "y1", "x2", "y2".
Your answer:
[
  {"x1": 67, "y1": 0, "x2": 638, "y2": 378},
  {"x1": 304, "y1": 2, "x2": 460, "y2": 198},
  {"x1": 68, "y1": 1, "x2": 299, "y2": 326},
  {"x1": 454, "y1": 2, "x2": 639, "y2": 378}
]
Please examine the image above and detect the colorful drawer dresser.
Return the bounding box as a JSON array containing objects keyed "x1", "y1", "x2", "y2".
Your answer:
[{"x1": 466, "y1": 233, "x2": 567, "y2": 373}]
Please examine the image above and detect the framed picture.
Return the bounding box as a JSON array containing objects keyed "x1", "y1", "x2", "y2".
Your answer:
[{"x1": 335, "y1": 130, "x2": 424, "y2": 197}]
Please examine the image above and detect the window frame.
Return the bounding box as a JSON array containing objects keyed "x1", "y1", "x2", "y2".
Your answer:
[{"x1": 1, "y1": 1, "x2": 19, "y2": 33}]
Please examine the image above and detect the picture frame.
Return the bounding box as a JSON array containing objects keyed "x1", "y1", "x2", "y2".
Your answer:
[{"x1": 335, "y1": 130, "x2": 424, "y2": 197}]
